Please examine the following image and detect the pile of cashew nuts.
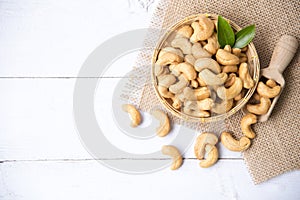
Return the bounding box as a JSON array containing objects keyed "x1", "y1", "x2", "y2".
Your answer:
[
  {"x1": 122, "y1": 15, "x2": 282, "y2": 170},
  {"x1": 154, "y1": 15, "x2": 254, "y2": 118}
]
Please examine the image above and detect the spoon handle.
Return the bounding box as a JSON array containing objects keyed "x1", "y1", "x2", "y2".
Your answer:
[{"x1": 268, "y1": 35, "x2": 298, "y2": 74}]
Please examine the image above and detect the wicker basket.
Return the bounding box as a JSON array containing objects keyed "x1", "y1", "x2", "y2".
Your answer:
[{"x1": 151, "y1": 14, "x2": 260, "y2": 123}]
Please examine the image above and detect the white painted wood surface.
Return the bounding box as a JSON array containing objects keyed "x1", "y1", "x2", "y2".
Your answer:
[{"x1": 0, "y1": 0, "x2": 299, "y2": 199}]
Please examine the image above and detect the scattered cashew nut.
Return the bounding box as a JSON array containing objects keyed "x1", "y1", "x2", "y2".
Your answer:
[
  {"x1": 246, "y1": 96, "x2": 271, "y2": 115},
  {"x1": 161, "y1": 145, "x2": 183, "y2": 170},
  {"x1": 241, "y1": 113, "x2": 257, "y2": 139},
  {"x1": 199, "y1": 144, "x2": 218, "y2": 168},
  {"x1": 221, "y1": 132, "x2": 251, "y2": 152},
  {"x1": 151, "y1": 109, "x2": 171, "y2": 137},
  {"x1": 256, "y1": 81, "x2": 281, "y2": 98},
  {"x1": 122, "y1": 104, "x2": 142, "y2": 127},
  {"x1": 266, "y1": 79, "x2": 277, "y2": 88},
  {"x1": 194, "y1": 132, "x2": 218, "y2": 159}
]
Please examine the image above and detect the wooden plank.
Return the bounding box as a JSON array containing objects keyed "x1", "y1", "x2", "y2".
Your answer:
[
  {"x1": 0, "y1": 78, "x2": 242, "y2": 160},
  {"x1": 0, "y1": 160, "x2": 299, "y2": 200},
  {"x1": 0, "y1": 0, "x2": 156, "y2": 77}
]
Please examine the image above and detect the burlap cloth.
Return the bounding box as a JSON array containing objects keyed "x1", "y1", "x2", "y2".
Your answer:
[{"x1": 129, "y1": 0, "x2": 299, "y2": 184}]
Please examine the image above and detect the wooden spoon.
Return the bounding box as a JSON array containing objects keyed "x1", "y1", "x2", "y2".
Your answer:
[{"x1": 245, "y1": 35, "x2": 299, "y2": 122}]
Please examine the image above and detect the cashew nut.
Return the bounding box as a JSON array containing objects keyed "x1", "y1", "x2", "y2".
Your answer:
[
  {"x1": 220, "y1": 132, "x2": 251, "y2": 152},
  {"x1": 239, "y1": 62, "x2": 254, "y2": 89},
  {"x1": 199, "y1": 144, "x2": 218, "y2": 168},
  {"x1": 211, "y1": 99, "x2": 234, "y2": 114},
  {"x1": 157, "y1": 74, "x2": 176, "y2": 88},
  {"x1": 190, "y1": 16, "x2": 214, "y2": 42},
  {"x1": 197, "y1": 98, "x2": 214, "y2": 110},
  {"x1": 169, "y1": 64, "x2": 181, "y2": 77},
  {"x1": 200, "y1": 41, "x2": 207, "y2": 46},
  {"x1": 183, "y1": 87, "x2": 210, "y2": 101},
  {"x1": 151, "y1": 109, "x2": 171, "y2": 137},
  {"x1": 122, "y1": 104, "x2": 142, "y2": 127},
  {"x1": 216, "y1": 49, "x2": 240, "y2": 65},
  {"x1": 190, "y1": 80, "x2": 199, "y2": 88},
  {"x1": 175, "y1": 25, "x2": 193, "y2": 38},
  {"x1": 183, "y1": 106, "x2": 210, "y2": 117},
  {"x1": 169, "y1": 74, "x2": 189, "y2": 94},
  {"x1": 156, "y1": 52, "x2": 183, "y2": 66},
  {"x1": 185, "y1": 98, "x2": 214, "y2": 111},
  {"x1": 161, "y1": 145, "x2": 183, "y2": 170},
  {"x1": 197, "y1": 76, "x2": 207, "y2": 87},
  {"x1": 252, "y1": 93, "x2": 261, "y2": 102},
  {"x1": 266, "y1": 79, "x2": 277, "y2": 88},
  {"x1": 154, "y1": 64, "x2": 164, "y2": 76},
  {"x1": 234, "y1": 89, "x2": 246, "y2": 101},
  {"x1": 177, "y1": 93, "x2": 186, "y2": 102},
  {"x1": 241, "y1": 46, "x2": 248, "y2": 52},
  {"x1": 158, "y1": 47, "x2": 184, "y2": 60},
  {"x1": 232, "y1": 48, "x2": 241, "y2": 57},
  {"x1": 194, "y1": 132, "x2": 218, "y2": 159},
  {"x1": 241, "y1": 113, "x2": 257, "y2": 139},
  {"x1": 239, "y1": 53, "x2": 248, "y2": 63},
  {"x1": 155, "y1": 64, "x2": 170, "y2": 76},
  {"x1": 194, "y1": 58, "x2": 221, "y2": 73},
  {"x1": 223, "y1": 45, "x2": 232, "y2": 53},
  {"x1": 222, "y1": 65, "x2": 238, "y2": 73},
  {"x1": 224, "y1": 73, "x2": 236, "y2": 87},
  {"x1": 184, "y1": 54, "x2": 196, "y2": 65},
  {"x1": 246, "y1": 96, "x2": 271, "y2": 115},
  {"x1": 171, "y1": 96, "x2": 182, "y2": 109},
  {"x1": 199, "y1": 69, "x2": 228, "y2": 86},
  {"x1": 217, "y1": 77, "x2": 243, "y2": 100},
  {"x1": 176, "y1": 62, "x2": 197, "y2": 80},
  {"x1": 171, "y1": 37, "x2": 192, "y2": 55},
  {"x1": 158, "y1": 86, "x2": 174, "y2": 98},
  {"x1": 256, "y1": 81, "x2": 281, "y2": 98},
  {"x1": 192, "y1": 43, "x2": 212, "y2": 59},
  {"x1": 203, "y1": 33, "x2": 219, "y2": 54}
]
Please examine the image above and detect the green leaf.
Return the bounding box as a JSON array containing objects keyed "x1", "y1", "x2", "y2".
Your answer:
[
  {"x1": 233, "y1": 25, "x2": 255, "y2": 48},
  {"x1": 217, "y1": 15, "x2": 235, "y2": 48}
]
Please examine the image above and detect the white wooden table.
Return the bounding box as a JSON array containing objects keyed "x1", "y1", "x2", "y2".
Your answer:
[{"x1": 0, "y1": 0, "x2": 299, "y2": 199}]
